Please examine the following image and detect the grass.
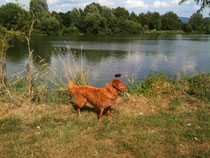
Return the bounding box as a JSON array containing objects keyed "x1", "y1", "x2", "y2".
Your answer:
[
  {"x1": 144, "y1": 30, "x2": 185, "y2": 35},
  {"x1": 0, "y1": 71, "x2": 209, "y2": 157},
  {"x1": 0, "y1": 101, "x2": 209, "y2": 157}
]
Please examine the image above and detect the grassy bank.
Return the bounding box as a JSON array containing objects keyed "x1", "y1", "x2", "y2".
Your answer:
[
  {"x1": 0, "y1": 72, "x2": 209, "y2": 157},
  {"x1": 144, "y1": 30, "x2": 185, "y2": 35}
]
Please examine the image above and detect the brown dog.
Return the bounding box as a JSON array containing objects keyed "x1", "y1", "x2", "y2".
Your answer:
[{"x1": 68, "y1": 79, "x2": 127, "y2": 120}]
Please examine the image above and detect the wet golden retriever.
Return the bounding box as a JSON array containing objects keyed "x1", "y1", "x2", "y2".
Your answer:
[{"x1": 68, "y1": 79, "x2": 127, "y2": 120}]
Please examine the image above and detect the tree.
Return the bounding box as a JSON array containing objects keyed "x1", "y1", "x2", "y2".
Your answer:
[
  {"x1": 161, "y1": 11, "x2": 181, "y2": 30},
  {"x1": 52, "y1": 11, "x2": 63, "y2": 26},
  {"x1": 112, "y1": 7, "x2": 129, "y2": 20},
  {"x1": 179, "y1": 0, "x2": 210, "y2": 12},
  {"x1": 122, "y1": 20, "x2": 143, "y2": 35},
  {"x1": 141, "y1": 12, "x2": 162, "y2": 30},
  {"x1": 203, "y1": 17, "x2": 210, "y2": 33},
  {"x1": 182, "y1": 23, "x2": 193, "y2": 32},
  {"x1": 84, "y1": 3, "x2": 101, "y2": 14},
  {"x1": 189, "y1": 13, "x2": 204, "y2": 32},
  {"x1": 138, "y1": 13, "x2": 150, "y2": 28},
  {"x1": 151, "y1": 12, "x2": 162, "y2": 30},
  {"x1": 84, "y1": 13, "x2": 106, "y2": 35},
  {"x1": 70, "y1": 8, "x2": 81, "y2": 27},
  {"x1": 206, "y1": 24, "x2": 210, "y2": 34},
  {"x1": 0, "y1": 3, "x2": 27, "y2": 30},
  {"x1": 38, "y1": 16, "x2": 60, "y2": 35},
  {"x1": 62, "y1": 11, "x2": 72, "y2": 27},
  {"x1": 129, "y1": 12, "x2": 139, "y2": 22},
  {"x1": 101, "y1": 6, "x2": 115, "y2": 23},
  {"x1": 30, "y1": 0, "x2": 49, "y2": 18}
]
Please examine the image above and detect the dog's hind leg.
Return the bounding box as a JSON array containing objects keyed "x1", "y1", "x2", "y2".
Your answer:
[
  {"x1": 75, "y1": 96, "x2": 87, "y2": 117},
  {"x1": 77, "y1": 108, "x2": 81, "y2": 116},
  {"x1": 106, "y1": 106, "x2": 111, "y2": 117}
]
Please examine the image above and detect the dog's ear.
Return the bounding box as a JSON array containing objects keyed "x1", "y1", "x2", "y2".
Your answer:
[{"x1": 112, "y1": 79, "x2": 120, "y2": 88}]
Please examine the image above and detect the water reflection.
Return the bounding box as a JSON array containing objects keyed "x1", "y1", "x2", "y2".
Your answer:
[{"x1": 6, "y1": 35, "x2": 210, "y2": 86}]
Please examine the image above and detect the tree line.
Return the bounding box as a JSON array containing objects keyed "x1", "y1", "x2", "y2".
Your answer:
[{"x1": 0, "y1": 0, "x2": 210, "y2": 36}]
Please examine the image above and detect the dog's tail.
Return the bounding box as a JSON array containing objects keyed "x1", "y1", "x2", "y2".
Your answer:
[{"x1": 67, "y1": 82, "x2": 76, "y2": 94}]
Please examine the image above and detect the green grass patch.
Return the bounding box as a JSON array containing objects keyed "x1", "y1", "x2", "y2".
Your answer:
[{"x1": 186, "y1": 73, "x2": 210, "y2": 103}]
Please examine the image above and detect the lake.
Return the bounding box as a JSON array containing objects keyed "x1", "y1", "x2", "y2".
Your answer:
[{"x1": 6, "y1": 35, "x2": 210, "y2": 87}]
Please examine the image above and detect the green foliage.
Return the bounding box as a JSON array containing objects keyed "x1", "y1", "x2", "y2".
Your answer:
[
  {"x1": 101, "y1": 6, "x2": 115, "y2": 26},
  {"x1": 182, "y1": 23, "x2": 193, "y2": 33},
  {"x1": 189, "y1": 13, "x2": 204, "y2": 32},
  {"x1": 207, "y1": 24, "x2": 210, "y2": 34},
  {"x1": 84, "y1": 13, "x2": 106, "y2": 35},
  {"x1": 46, "y1": 89, "x2": 72, "y2": 105},
  {"x1": 30, "y1": 0, "x2": 49, "y2": 19},
  {"x1": 0, "y1": 3, "x2": 27, "y2": 30},
  {"x1": 188, "y1": 13, "x2": 210, "y2": 33},
  {"x1": 61, "y1": 11, "x2": 72, "y2": 27},
  {"x1": 37, "y1": 16, "x2": 60, "y2": 35},
  {"x1": 127, "y1": 72, "x2": 174, "y2": 96},
  {"x1": 84, "y1": 2, "x2": 101, "y2": 14},
  {"x1": 70, "y1": 8, "x2": 81, "y2": 27},
  {"x1": 1, "y1": 1, "x2": 209, "y2": 36},
  {"x1": 63, "y1": 26, "x2": 80, "y2": 35},
  {"x1": 127, "y1": 72, "x2": 210, "y2": 104},
  {"x1": 112, "y1": 7, "x2": 129, "y2": 20},
  {"x1": 150, "y1": 12, "x2": 162, "y2": 30},
  {"x1": 161, "y1": 11, "x2": 181, "y2": 30},
  {"x1": 52, "y1": 11, "x2": 63, "y2": 26},
  {"x1": 139, "y1": 12, "x2": 162, "y2": 30},
  {"x1": 0, "y1": 25, "x2": 9, "y2": 37},
  {"x1": 138, "y1": 13, "x2": 150, "y2": 28},
  {"x1": 129, "y1": 12, "x2": 139, "y2": 22},
  {"x1": 118, "y1": 20, "x2": 143, "y2": 35}
]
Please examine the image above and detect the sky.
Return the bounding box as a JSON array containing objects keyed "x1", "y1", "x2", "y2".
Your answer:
[{"x1": 0, "y1": 0, "x2": 209, "y2": 17}]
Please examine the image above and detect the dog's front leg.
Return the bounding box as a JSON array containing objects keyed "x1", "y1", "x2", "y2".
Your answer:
[{"x1": 98, "y1": 108, "x2": 104, "y2": 121}]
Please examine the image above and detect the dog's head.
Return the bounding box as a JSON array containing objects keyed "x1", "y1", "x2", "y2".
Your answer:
[{"x1": 112, "y1": 79, "x2": 127, "y2": 92}]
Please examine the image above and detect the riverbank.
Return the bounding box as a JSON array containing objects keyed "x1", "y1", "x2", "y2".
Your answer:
[
  {"x1": 144, "y1": 30, "x2": 185, "y2": 35},
  {"x1": 0, "y1": 72, "x2": 209, "y2": 157}
]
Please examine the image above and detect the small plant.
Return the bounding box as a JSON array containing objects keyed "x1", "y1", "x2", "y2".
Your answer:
[{"x1": 127, "y1": 72, "x2": 175, "y2": 96}]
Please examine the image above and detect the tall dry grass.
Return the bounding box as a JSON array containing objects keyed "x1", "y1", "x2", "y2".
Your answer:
[{"x1": 0, "y1": 43, "x2": 89, "y2": 105}]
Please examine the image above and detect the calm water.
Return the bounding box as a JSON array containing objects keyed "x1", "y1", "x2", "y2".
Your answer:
[{"x1": 6, "y1": 35, "x2": 210, "y2": 87}]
